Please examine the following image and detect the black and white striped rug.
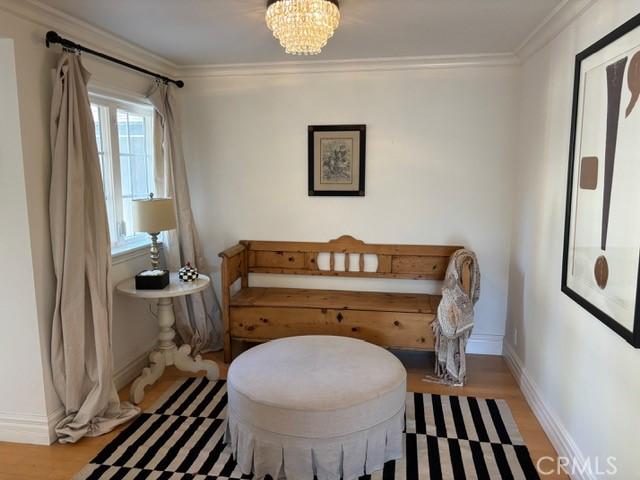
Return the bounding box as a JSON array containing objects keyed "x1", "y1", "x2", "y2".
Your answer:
[{"x1": 76, "y1": 378, "x2": 539, "y2": 479}]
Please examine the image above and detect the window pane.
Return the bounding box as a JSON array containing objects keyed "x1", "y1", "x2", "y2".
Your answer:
[
  {"x1": 90, "y1": 105, "x2": 103, "y2": 154},
  {"x1": 121, "y1": 197, "x2": 134, "y2": 237},
  {"x1": 130, "y1": 136, "x2": 146, "y2": 155},
  {"x1": 117, "y1": 110, "x2": 129, "y2": 154},
  {"x1": 128, "y1": 114, "x2": 145, "y2": 135},
  {"x1": 131, "y1": 156, "x2": 150, "y2": 196},
  {"x1": 90, "y1": 104, "x2": 108, "y2": 183},
  {"x1": 116, "y1": 106, "x2": 154, "y2": 241},
  {"x1": 120, "y1": 155, "x2": 132, "y2": 194}
]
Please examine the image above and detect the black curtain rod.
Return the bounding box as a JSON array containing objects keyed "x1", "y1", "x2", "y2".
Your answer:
[{"x1": 45, "y1": 31, "x2": 184, "y2": 88}]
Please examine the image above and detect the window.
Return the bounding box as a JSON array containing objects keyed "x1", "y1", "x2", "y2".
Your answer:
[{"x1": 90, "y1": 94, "x2": 155, "y2": 253}]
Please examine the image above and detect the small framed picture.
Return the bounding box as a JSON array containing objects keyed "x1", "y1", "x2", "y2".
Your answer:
[{"x1": 308, "y1": 124, "x2": 366, "y2": 196}]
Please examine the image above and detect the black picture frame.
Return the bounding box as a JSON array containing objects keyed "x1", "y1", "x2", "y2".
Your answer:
[
  {"x1": 561, "y1": 12, "x2": 640, "y2": 348},
  {"x1": 308, "y1": 124, "x2": 366, "y2": 196}
]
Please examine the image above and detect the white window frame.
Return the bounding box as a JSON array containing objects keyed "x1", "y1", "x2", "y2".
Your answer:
[{"x1": 90, "y1": 93, "x2": 156, "y2": 256}]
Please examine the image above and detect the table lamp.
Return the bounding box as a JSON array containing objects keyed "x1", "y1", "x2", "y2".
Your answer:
[{"x1": 132, "y1": 193, "x2": 177, "y2": 270}]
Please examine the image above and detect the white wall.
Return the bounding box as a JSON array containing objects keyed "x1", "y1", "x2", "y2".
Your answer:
[
  {"x1": 506, "y1": 0, "x2": 640, "y2": 476},
  {"x1": 181, "y1": 65, "x2": 519, "y2": 352},
  {"x1": 0, "y1": 5, "x2": 165, "y2": 443},
  {"x1": 0, "y1": 38, "x2": 50, "y2": 444}
]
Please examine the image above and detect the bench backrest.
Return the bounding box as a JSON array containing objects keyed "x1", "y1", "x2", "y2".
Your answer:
[{"x1": 238, "y1": 235, "x2": 462, "y2": 281}]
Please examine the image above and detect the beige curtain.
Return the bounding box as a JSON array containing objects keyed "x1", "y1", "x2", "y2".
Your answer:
[
  {"x1": 49, "y1": 52, "x2": 139, "y2": 443},
  {"x1": 148, "y1": 82, "x2": 223, "y2": 353}
]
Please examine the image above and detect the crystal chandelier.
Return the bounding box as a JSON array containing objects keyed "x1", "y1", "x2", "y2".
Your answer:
[{"x1": 266, "y1": 0, "x2": 340, "y2": 55}]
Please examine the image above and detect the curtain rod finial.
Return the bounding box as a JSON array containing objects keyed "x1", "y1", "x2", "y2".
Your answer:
[{"x1": 45, "y1": 30, "x2": 61, "y2": 48}]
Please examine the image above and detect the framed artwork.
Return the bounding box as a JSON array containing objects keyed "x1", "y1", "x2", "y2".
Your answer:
[
  {"x1": 308, "y1": 124, "x2": 366, "y2": 196},
  {"x1": 562, "y1": 12, "x2": 640, "y2": 347}
]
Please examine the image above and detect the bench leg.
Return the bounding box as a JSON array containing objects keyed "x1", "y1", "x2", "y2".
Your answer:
[{"x1": 223, "y1": 335, "x2": 232, "y2": 363}]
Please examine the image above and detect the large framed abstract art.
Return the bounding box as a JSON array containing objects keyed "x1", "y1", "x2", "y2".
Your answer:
[
  {"x1": 562, "y1": 13, "x2": 640, "y2": 347},
  {"x1": 308, "y1": 125, "x2": 366, "y2": 196}
]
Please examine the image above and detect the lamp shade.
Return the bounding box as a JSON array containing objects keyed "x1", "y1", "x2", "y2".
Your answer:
[{"x1": 132, "y1": 197, "x2": 177, "y2": 233}]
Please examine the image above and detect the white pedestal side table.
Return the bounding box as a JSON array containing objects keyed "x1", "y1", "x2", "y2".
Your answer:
[{"x1": 116, "y1": 273, "x2": 219, "y2": 404}]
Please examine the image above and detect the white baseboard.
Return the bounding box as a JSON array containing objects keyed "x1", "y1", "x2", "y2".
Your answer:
[
  {"x1": 0, "y1": 346, "x2": 154, "y2": 445},
  {"x1": 467, "y1": 333, "x2": 504, "y2": 355},
  {"x1": 113, "y1": 345, "x2": 155, "y2": 391},
  {"x1": 0, "y1": 411, "x2": 53, "y2": 445},
  {"x1": 503, "y1": 342, "x2": 593, "y2": 480}
]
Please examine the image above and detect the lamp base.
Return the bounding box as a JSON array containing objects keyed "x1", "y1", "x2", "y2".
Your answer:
[{"x1": 149, "y1": 232, "x2": 160, "y2": 269}]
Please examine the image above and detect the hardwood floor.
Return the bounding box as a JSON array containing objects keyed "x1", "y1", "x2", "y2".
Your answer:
[{"x1": 0, "y1": 349, "x2": 566, "y2": 479}]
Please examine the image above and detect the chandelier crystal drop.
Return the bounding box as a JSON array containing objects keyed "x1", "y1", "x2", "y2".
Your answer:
[{"x1": 266, "y1": 0, "x2": 340, "y2": 55}]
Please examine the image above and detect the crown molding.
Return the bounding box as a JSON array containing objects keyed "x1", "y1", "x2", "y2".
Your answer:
[
  {"x1": 0, "y1": 0, "x2": 178, "y2": 76},
  {"x1": 0, "y1": 0, "x2": 596, "y2": 79},
  {"x1": 178, "y1": 53, "x2": 519, "y2": 78},
  {"x1": 161, "y1": 0, "x2": 596, "y2": 78},
  {"x1": 515, "y1": 0, "x2": 598, "y2": 61}
]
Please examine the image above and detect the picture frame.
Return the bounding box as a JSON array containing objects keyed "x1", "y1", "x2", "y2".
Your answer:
[
  {"x1": 561, "y1": 12, "x2": 640, "y2": 347},
  {"x1": 308, "y1": 124, "x2": 366, "y2": 196}
]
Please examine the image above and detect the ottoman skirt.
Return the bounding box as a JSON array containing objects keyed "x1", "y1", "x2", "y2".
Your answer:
[{"x1": 225, "y1": 404, "x2": 404, "y2": 480}]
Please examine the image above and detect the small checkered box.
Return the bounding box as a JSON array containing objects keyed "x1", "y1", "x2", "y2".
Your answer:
[{"x1": 178, "y1": 262, "x2": 199, "y2": 282}]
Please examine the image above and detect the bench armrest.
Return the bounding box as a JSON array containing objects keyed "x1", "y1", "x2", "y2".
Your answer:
[
  {"x1": 218, "y1": 243, "x2": 247, "y2": 362},
  {"x1": 219, "y1": 243, "x2": 245, "y2": 260}
]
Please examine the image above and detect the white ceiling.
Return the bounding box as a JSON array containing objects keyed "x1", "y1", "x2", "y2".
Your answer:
[{"x1": 37, "y1": 0, "x2": 564, "y2": 66}]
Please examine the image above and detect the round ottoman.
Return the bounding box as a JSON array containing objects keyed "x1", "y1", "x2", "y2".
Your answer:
[{"x1": 225, "y1": 335, "x2": 407, "y2": 480}]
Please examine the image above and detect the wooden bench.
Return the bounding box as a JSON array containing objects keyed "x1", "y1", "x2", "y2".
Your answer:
[{"x1": 218, "y1": 235, "x2": 470, "y2": 362}]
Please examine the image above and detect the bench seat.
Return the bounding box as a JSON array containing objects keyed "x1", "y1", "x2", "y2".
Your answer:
[
  {"x1": 228, "y1": 287, "x2": 441, "y2": 353},
  {"x1": 230, "y1": 287, "x2": 440, "y2": 314}
]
